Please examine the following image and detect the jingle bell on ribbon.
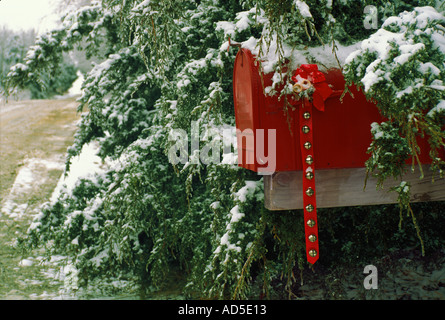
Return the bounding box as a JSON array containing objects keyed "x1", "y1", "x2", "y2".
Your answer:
[{"x1": 291, "y1": 64, "x2": 335, "y2": 265}]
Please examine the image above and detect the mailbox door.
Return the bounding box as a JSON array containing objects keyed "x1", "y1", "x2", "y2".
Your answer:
[
  {"x1": 233, "y1": 49, "x2": 300, "y2": 172},
  {"x1": 233, "y1": 49, "x2": 259, "y2": 172},
  {"x1": 258, "y1": 74, "x2": 300, "y2": 172}
]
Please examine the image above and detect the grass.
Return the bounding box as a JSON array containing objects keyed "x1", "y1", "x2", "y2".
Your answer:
[{"x1": 0, "y1": 97, "x2": 81, "y2": 299}]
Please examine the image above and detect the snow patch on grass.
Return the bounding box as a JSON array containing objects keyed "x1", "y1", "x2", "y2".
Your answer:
[{"x1": 1, "y1": 157, "x2": 65, "y2": 219}]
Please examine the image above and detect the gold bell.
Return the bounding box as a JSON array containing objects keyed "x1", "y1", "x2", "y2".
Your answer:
[
  {"x1": 303, "y1": 112, "x2": 311, "y2": 120},
  {"x1": 308, "y1": 234, "x2": 317, "y2": 243},
  {"x1": 306, "y1": 204, "x2": 314, "y2": 212},
  {"x1": 306, "y1": 172, "x2": 314, "y2": 180},
  {"x1": 304, "y1": 142, "x2": 312, "y2": 150},
  {"x1": 305, "y1": 155, "x2": 314, "y2": 165},
  {"x1": 293, "y1": 83, "x2": 303, "y2": 93},
  {"x1": 308, "y1": 249, "x2": 317, "y2": 257},
  {"x1": 302, "y1": 126, "x2": 310, "y2": 134},
  {"x1": 307, "y1": 219, "x2": 316, "y2": 228},
  {"x1": 306, "y1": 187, "x2": 314, "y2": 197}
]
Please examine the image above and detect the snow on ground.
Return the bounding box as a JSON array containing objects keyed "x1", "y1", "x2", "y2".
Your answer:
[
  {"x1": 50, "y1": 141, "x2": 108, "y2": 203},
  {"x1": 54, "y1": 70, "x2": 85, "y2": 99},
  {"x1": 67, "y1": 71, "x2": 84, "y2": 96},
  {"x1": 0, "y1": 138, "x2": 114, "y2": 299},
  {"x1": 1, "y1": 156, "x2": 65, "y2": 219},
  {"x1": 1, "y1": 140, "x2": 106, "y2": 219}
]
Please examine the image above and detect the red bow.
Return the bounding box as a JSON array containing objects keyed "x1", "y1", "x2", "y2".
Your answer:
[{"x1": 292, "y1": 64, "x2": 333, "y2": 111}]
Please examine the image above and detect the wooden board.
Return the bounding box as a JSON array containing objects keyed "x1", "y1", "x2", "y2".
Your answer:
[{"x1": 264, "y1": 165, "x2": 445, "y2": 210}]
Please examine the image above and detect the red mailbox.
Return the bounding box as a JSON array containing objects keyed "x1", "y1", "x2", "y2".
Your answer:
[
  {"x1": 233, "y1": 48, "x2": 442, "y2": 264},
  {"x1": 233, "y1": 48, "x2": 433, "y2": 172}
]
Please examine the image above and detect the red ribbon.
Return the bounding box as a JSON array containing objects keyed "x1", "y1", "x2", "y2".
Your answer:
[
  {"x1": 299, "y1": 102, "x2": 319, "y2": 265},
  {"x1": 291, "y1": 64, "x2": 335, "y2": 265}
]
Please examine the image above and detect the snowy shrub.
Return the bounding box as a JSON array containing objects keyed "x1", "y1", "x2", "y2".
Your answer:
[
  {"x1": 344, "y1": 6, "x2": 445, "y2": 213},
  {"x1": 6, "y1": 0, "x2": 445, "y2": 299}
]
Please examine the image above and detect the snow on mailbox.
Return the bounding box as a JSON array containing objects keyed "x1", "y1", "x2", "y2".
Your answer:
[{"x1": 233, "y1": 48, "x2": 444, "y2": 264}]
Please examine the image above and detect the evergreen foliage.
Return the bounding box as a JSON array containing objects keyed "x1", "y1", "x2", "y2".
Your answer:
[
  {"x1": 0, "y1": 27, "x2": 78, "y2": 99},
  {"x1": 5, "y1": 0, "x2": 445, "y2": 299}
]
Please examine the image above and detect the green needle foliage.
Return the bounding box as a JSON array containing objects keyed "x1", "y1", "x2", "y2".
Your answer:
[{"x1": 5, "y1": 0, "x2": 445, "y2": 299}]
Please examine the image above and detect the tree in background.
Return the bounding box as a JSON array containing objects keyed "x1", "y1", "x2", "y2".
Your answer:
[
  {"x1": 0, "y1": 26, "x2": 79, "y2": 100},
  {"x1": 0, "y1": 27, "x2": 35, "y2": 98},
  {"x1": 4, "y1": 0, "x2": 445, "y2": 299},
  {"x1": 26, "y1": 60, "x2": 78, "y2": 99}
]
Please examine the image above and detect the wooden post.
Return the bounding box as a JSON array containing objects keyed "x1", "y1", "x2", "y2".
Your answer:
[{"x1": 264, "y1": 165, "x2": 444, "y2": 210}]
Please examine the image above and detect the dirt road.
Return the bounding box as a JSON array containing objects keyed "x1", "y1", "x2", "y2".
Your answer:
[
  {"x1": 1, "y1": 98, "x2": 81, "y2": 200},
  {"x1": 0, "y1": 98, "x2": 81, "y2": 299}
]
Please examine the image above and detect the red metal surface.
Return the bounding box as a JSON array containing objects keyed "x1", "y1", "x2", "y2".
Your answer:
[{"x1": 233, "y1": 48, "x2": 436, "y2": 173}]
